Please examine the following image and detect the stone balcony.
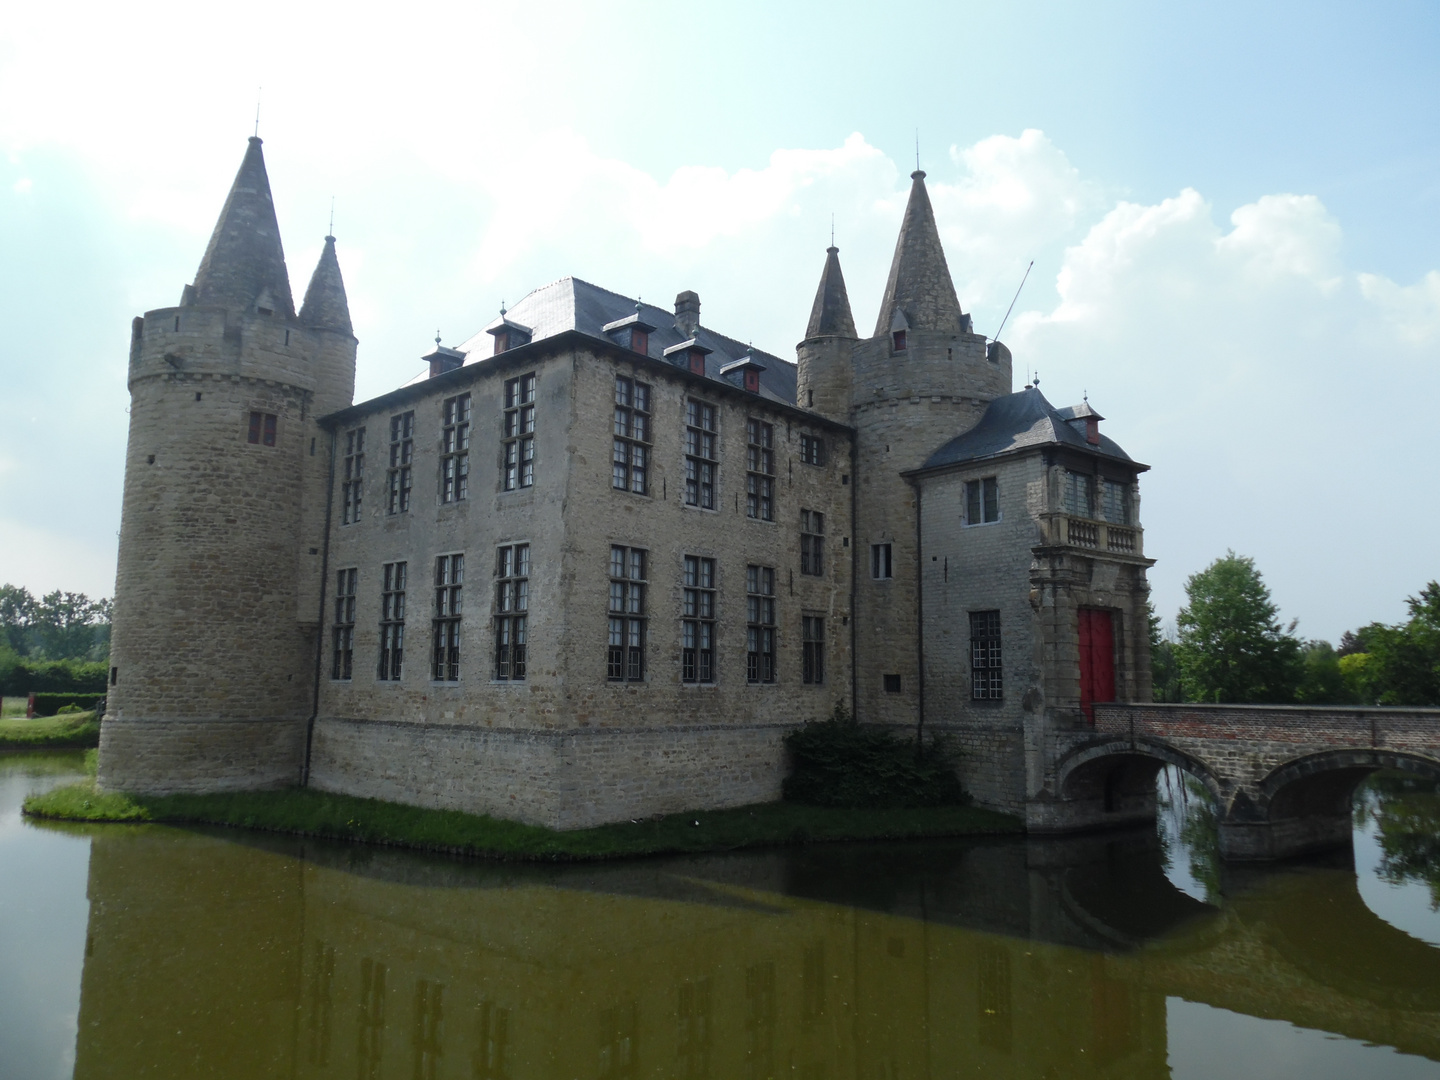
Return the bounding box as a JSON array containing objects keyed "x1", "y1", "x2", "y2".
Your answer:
[{"x1": 1038, "y1": 513, "x2": 1145, "y2": 558}]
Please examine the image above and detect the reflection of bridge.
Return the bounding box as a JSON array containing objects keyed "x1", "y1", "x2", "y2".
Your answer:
[
  {"x1": 1034, "y1": 703, "x2": 1440, "y2": 859},
  {"x1": 66, "y1": 824, "x2": 1440, "y2": 1080}
]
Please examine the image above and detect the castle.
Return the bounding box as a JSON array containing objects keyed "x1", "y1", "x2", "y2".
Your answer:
[{"x1": 100, "y1": 136, "x2": 1153, "y2": 830}]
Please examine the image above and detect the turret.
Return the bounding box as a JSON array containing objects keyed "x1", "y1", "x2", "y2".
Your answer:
[
  {"x1": 103, "y1": 137, "x2": 356, "y2": 796},
  {"x1": 795, "y1": 245, "x2": 857, "y2": 422}
]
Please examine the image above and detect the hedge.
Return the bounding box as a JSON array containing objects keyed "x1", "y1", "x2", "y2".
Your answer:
[
  {"x1": 0, "y1": 659, "x2": 108, "y2": 696},
  {"x1": 28, "y1": 692, "x2": 106, "y2": 717}
]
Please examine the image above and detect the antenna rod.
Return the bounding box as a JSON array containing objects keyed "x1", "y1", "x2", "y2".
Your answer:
[{"x1": 993, "y1": 260, "x2": 1034, "y2": 342}]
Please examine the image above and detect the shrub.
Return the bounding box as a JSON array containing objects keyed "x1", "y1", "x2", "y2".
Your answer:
[
  {"x1": 29, "y1": 692, "x2": 105, "y2": 717},
  {"x1": 783, "y1": 704, "x2": 969, "y2": 809},
  {"x1": 0, "y1": 659, "x2": 108, "y2": 696}
]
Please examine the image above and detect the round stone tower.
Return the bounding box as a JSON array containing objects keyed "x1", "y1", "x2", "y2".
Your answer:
[
  {"x1": 795, "y1": 245, "x2": 858, "y2": 422},
  {"x1": 101, "y1": 137, "x2": 357, "y2": 793}
]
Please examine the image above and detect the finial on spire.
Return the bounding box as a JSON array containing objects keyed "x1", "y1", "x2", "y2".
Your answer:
[
  {"x1": 915, "y1": 128, "x2": 920, "y2": 173},
  {"x1": 435, "y1": 329, "x2": 441, "y2": 347},
  {"x1": 328, "y1": 196, "x2": 335, "y2": 238},
  {"x1": 499, "y1": 300, "x2": 506, "y2": 316},
  {"x1": 830, "y1": 213, "x2": 835, "y2": 248},
  {"x1": 254, "y1": 87, "x2": 261, "y2": 138}
]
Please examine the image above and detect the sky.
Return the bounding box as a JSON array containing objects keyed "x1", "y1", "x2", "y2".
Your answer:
[{"x1": 1, "y1": 0, "x2": 1437, "y2": 642}]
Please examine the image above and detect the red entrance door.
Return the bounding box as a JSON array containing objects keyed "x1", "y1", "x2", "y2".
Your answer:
[{"x1": 1078, "y1": 608, "x2": 1115, "y2": 724}]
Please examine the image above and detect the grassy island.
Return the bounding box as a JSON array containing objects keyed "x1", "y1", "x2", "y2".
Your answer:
[
  {"x1": 24, "y1": 753, "x2": 1021, "y2": 861},
  {"x1": 0, "y1": 711, "x2": 101, "y2": 751}
]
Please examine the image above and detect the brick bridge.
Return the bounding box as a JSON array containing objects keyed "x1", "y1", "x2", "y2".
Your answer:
[{"x1": 1033, "y1": 703, "x2": 1440, "y2": 859}]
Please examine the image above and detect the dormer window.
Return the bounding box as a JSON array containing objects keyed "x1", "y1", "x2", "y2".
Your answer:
[
  {"x1": 663, "y1": 337, "x2": 713, "y2": 377},
  {"x1": 892, "y1": 330, "x2": 907, "y2": 352},
  {"x1": 889, "y1": 308, "x2": 911, "y2": 353},
  {"x1": 689, "y1": 350, "x2": 706, "y2": 376},
  {"x1": 602, "y1": 311, "x2": 656, "y2": 357},
  {"x1": 485, "y1": 313, "x2": 533, "y2": 356},
  {"x1": 720, "y1": 353, "x2": 767, "y2": 395}
]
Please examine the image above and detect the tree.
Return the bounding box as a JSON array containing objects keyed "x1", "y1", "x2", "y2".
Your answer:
[
  {"x1": 0, "y1": 584, "x2": 112, "y2": 661},
  {"x1": 0, "y1": 584, "x2": 35, "y2": 655},
  {"x1": 1147, "y1": 599, "x2": 1182, "y2": 703},
  {"x1": 1174, "y1": 552, "x2": 1302, "y2": 704},
  {"x1": 1295, "y1": 640, "x2": 1354, "y2": 705},
  {"x1": 1361, "y1": 582, "x2": 1440, "y2": 706}
]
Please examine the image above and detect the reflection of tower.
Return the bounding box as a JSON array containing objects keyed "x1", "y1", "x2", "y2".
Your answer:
[
  {"x1": 101, "y1": 137, "x2": 356, "y2": 793},
  {"x1": 796, "y1": 171, "x2": 1012, "y2": 728}
]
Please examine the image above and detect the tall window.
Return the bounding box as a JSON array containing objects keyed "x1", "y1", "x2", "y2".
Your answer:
[
  {"x1": 802, "y1": 615, "x2": 824, "y2": 685},
  {"x1": 1063, "y1": 470, "x2": 1094, "y2": 517},
  {"x1": 799, "y1": 434, "x2": 826, "y2": 466},
  {"x1": 800, "y1": 510, "x2": 825, "y2": 576},
  {"x1": 682, "y1": 555, "x2": 716, "y2": 683},
  {"x1": 684, "y1": 399, "x2": 717, "y2": 509},
  {"x1": 745, "y1": 419, "x2": 774, "y2": 521},
  {"x1": 247, "y1": 411, "x2": 277, "y2": 446},
  {"x1": 387, "y1": 411, "x2": 414, "y2": 514},
  {"x1": 965, "y1": 477, "x2": 999, "y2": 525},
  {"x1": 613, "y1": 376, "x2": 651, "y2": 494},
  {"x1": 608, "y1": 546, "x2": 646, "y2": 682},
  {"x1": 378, "y1": 561, "x2": 406, "y2": 681},
  {"x1": 1101, "y1": 479, "x2": 1132, "y2": 524},
  {"x1": 432, "y1": 554, "x2": 463, "y2": 681},
  {"x1": 746, "y1": 566, "x2": 776, "y2": 684},
  {"x1": 503, "y1": 373, "x2": 536, "y2": 490},
  {"x1": 871, "y1": 543, "x2": 893, "y2": 580},
  {"x1": 342, "y1": 427, "x2": 365, "y2": 525},
  {"x1": 970, "y1": 610, "x2": 1002, "y2": 700},
  {"x1": 495, "y1": 544, "x2": 529, "y2": 681},
  {"x1": 441, "y1": 394, "x2": 470, "y2": 503},
  {"x1": 332, "y1": 568, "x2": 356, "y2": 680}
]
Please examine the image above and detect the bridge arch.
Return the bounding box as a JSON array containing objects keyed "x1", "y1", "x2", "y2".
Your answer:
[
  {"x1": 1258, "y1": 748, "x2": 1440, "y2": 821},
  {"x1": 1056, "y1": 737, "x2": 1226, "y2": 806}
]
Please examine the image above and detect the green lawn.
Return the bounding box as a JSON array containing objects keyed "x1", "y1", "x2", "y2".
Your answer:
[
  {"x1": 25, "y1": 764, "x2": 1022, "y2": 861},
  {"x1": 0, "y1": 711, "x2": 100, "y2": 750},
  {"x1": 0, "y1": 696, "x2": 30, "y2": 719}
]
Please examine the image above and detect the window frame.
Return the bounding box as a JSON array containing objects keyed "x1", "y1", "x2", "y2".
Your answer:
[
  {"x1": 387, "y1": 411, "x2": 414, "y2": 515},
  {"x1": 746, "y1": 565, "x2": 776, "y2": 684},
  {"x1": 341, "y1": 426, "x2": 365, "y2": 525},
  {"x1": 964, "y1": 476, "x2": 1000, "y2": 526},
  {"x1": 745, "y1": 418, "x2": 775, "y2": 521},
  {"x1": 802, "y1": 614, "x2": 825, "y2": 685},
  {"x1": 800, "y1": 510, "x2": 825, "y2": 576},
  {"x1": 432, "y1": 553, "x2": 464, "y2": 682},
  {"x1": 612, "y1": 376, "x2": 651, "y2": 495},
  {"x1": 378, "y1": 561, "x2": 406, "y2": 681},
  {"x1": 684, "y1": 398, "x2": 718, "y2": 510},
  {"x1": 247, "y1": 411, "x2": 278, "y2": 447},
  {"x1": 682, "y1": 555, "x2": 716, "y2": 684},
  {"x1": 970, "y1": 609, "x2": 1003, "y2": 701},
  {"x1": 871, "y1": 542, "x2": 893, "y2": 580},
  {"x1": 494, "y1": 543, "x2": 529, "y2": 681},
  {"x1": 331, "y1": 567, "x2": 357, "y2": 680},
  {"x1": 502, "y1": 373, "x2": 537, "y2": 491},
  {"x1": 440, "y1": 394, "x2": 471, "y2": 504},
  {"x1": 799, "y1": 434, "x2": 826, "y2": 467},
  {"x1": 607, "y1": 545, "x2": 647, "y2": 682}
]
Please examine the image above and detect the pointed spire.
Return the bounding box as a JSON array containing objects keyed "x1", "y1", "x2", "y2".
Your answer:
[
  {"x1": 805, "y1": 245, "x2": 857, "y2": 340},
  {"x1": 299, "y1": 235, "x2": 353, "y2": 334},
  {"x1": 188, "y1": 137, "x2": 295, "y2": 317},
  {"x1": 873, "y1": 170, "x2": 964, "y2": 337}
]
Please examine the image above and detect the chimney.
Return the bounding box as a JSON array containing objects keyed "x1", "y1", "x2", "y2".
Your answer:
[{"x1": 674, "y1": 290, "x2": 700, "y2": 338}]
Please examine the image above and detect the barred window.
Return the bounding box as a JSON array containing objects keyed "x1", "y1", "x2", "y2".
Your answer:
[
  {"x1": 1102, "y1": 479, "x2": 1132, "y2": 525},
  {"x1": 970, "y1": 610, "x2": 1002, "y2": 700},
  {"x1": 682, "y1": 555, "x2": 716, "y2": 683},
  {"x1": 441, "y1": 394, "x2": 470, "y2": 503},
  {"x1": 965, "y1": 477, "x2": 999, "y2": 525},
  {"x1": 495, "y1": 544, "x2": 529, "y2": 681},
  {"x1": 387, "y1": 411, "x2": 414, "y2": 514},
  {"x1": 612, "y1": 376, "x2": 651, "y2": 494},
  {"x1": 684, "y1": 399, "x2": 717, "y2": 509},
  {"x1": 799, "y1": 434, "x2": 826, "y2": 466},
  {"x1": 746, "y1": 565, "x2": 776, "y2": 684},
  {"x1": 378, "y1": 561, "x2": 406, "y2": 681},
  {"x1": 800, "y1": 510, "x2": 825, "y2": 576},
  {"x1": 341, "y1": 427, "x2": 365, "y2": 524},
  {"x1": 871, "y1": 543, "x2": 893, "y2": 580},
  {"x1": 608, "y1": 546, "x2": 646, "y2": 682},
  {"x1": 503, "y1": 373, "x2": 536, "y2": 490},
  {"x1": 332, "y1": 568, "x2": 357, "y2": 680},
  {"x1": 247, "y1": 411, "x2": 277, "y2": 447},
  {"x1": 802, "y1": 615, "x2": 824, "y2": 685},
  {"x1": 432, "y1": 554, "x2": 463, "y2": 681},
  {"x1": 745, "y1": 419, "x2": 774, "y2": 521}
]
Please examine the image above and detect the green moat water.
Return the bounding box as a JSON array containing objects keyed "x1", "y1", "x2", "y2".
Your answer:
[{"x1": 2, "y1": 753, "x2": 1438, "y2": 1080}]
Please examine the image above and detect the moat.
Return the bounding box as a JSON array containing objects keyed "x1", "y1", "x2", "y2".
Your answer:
[{"x1": 3, "y1": 753, "x2": 1438, "y2": 1080}]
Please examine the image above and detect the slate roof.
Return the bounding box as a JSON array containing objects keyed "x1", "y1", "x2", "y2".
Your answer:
[
  {"x1": 920, "y1": 386, "x2": 1145, "y2": 472},
  {"x1": 298, "y1": 236, "x2": 353, "y2": 335},
  {"x1": 805, "y1": 247, "x2": 857, "y2": 339},
  {"x1": 189, "y1": 137, "x2": 295, "y2": 317},
  {"x1": 874, "y1": 170, "x2": 965, "y2": 337},
  {"x1": 416, "y1": 278, "x2": 799, "y2": 405}
]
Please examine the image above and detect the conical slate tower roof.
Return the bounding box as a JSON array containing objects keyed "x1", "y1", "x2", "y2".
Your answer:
[
  {"x1": 804, "y1": 246, "x2": 857, "y2": 339},
  {"x1": 299, "y1": 236, "x2": 353, "y2": 335},
  {"x1": 873, "y1": 170, "x2": 964, "y2": 337},
  {"x1": 189, "y1": 137, "x2": 295, "y2": 317}
]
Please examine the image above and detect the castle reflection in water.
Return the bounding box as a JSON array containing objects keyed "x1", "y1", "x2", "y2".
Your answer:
[{"x1": 71, "y1": 826, "x2": 1440, "y2": 1080}]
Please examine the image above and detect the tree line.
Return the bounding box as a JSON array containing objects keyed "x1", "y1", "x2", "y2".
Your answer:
[
  {"x1": 0, "y1": 584, "x2": 112, "y2": 696},
  {"x1": 1151, "y1": 553, "x2": 1439, "y2": 707}
]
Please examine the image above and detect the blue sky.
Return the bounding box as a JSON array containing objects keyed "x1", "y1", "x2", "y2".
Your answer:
[{"x1": 1, "y1": 0, "x2": 1437, "y2": 641}]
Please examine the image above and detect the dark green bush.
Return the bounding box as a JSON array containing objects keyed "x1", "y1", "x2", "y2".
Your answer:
[
  {"x1": 0, "y1": 660, "x2": 108, "y2": 696},
  {"x1": 783, "y1": 704, "x2": 970, "y2": 808},
  {"x1": 29, "y1": 692, "x2": 105, "y2": 717}
]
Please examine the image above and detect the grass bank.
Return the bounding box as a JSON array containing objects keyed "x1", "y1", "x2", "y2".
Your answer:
[
  {"x1": 0, "y1": 711, "x2": 100, "y2": 751},
  {"x1": 25, "y1": 761, "x2": 1021, "y2": 861}
]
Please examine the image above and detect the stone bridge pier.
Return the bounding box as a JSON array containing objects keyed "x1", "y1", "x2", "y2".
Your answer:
[{"x1": 1028, "y1": 703, "x2": 1440, "y2": 861}]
